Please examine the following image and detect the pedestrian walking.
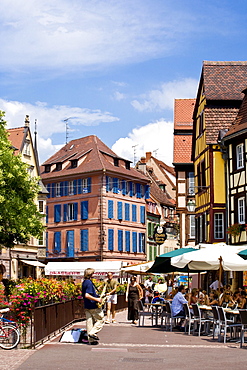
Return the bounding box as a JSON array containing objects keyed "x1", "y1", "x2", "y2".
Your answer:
[
  {"x1": 104, "y1": 272, "x2": 118, "y2": 324},
  {"x1": 126, "y1": 276, "x2": 143, "y2": 324}
]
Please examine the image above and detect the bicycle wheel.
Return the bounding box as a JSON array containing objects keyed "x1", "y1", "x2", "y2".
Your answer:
[{"x1": 0, "y1": 325, "x2": 20, "y2": 349}]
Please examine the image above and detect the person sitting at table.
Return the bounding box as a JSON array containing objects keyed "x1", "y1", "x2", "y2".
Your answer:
[
  {"x1": 207, "y1": 291, "x2": 219, "y2": 306},
  {"x1": 152, "y1": 291, "x2": 165, "y2": 304},
  {"x1": 239, "y1": 291, "x2": 247, "y2": 309},
  {"x1": 171, "y1": 285, "x2": 187, "y2": 318},
  {"x1": 154, "y1": 278, "x2": 167, "y2": 295},
  {"x1": 219, "y1": 290, "x2": 234, "y2": 307},
  {"x1": 145, "y1": 286, "x2": 153, "y2": 304},
  {"x1": 169, "y1": 287, "x2": 178, "y2": 299},
  {"x1": 188, "y1": 288, "x2": 199, "y2": 305}
]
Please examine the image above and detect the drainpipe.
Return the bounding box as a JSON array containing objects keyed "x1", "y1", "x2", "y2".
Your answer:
[{"x1": 99, "y1": 170, "x2": 105, "y2": 261}]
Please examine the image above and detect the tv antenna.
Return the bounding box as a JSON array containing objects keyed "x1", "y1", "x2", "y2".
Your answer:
[
  {"x1": 64, "y1": 117, "x2": 78, "y2": 144},
  {"x1": 153, "y1": 148, "x2": 159, "y2": 158},
  {"x1": 132, "y1": 144, "x2": 138, "y2": 166}
]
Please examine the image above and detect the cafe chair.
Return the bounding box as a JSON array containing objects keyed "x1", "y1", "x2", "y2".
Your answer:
[
  {"x1": 239, "y1": 309, "x2": 247, "y2": 348},
  {"x1": 138, "y1": 300, "x2": 154, "y2": 326},
  {"x1": 183, "y1": 303, "x2": 194, "y2": 335},
  {"x1": 211, "y1": 306, "x2": 220, "y2": 340},
  {"x1": 217, "y1": 306, "x2": 241, "y2": 343},
  {"x1": 191, "y1": 304, "x2": 211, "y2": 336},
  {"x1": 165, "y1": 301, "x2": 184, "y2": 332}
]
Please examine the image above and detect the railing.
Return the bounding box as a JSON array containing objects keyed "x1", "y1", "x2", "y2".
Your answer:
[{"x1": 27, "y1": 295, "x2": 127, "y2": 348}]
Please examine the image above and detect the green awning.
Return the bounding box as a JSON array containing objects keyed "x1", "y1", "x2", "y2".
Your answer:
[
  {"x1": 147, "y1": 247, "x2": 196, "y2": 274},
  {"x1": 238, "y1": 249, "x2": 247, "y2": 260}
]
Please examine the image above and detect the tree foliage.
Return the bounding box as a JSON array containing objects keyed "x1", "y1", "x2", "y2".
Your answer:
[{"x1": 0, "y1": 111, "x2": 44, "y2": 249}]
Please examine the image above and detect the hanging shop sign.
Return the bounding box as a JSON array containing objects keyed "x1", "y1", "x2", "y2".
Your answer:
[{"x1": 153, "y1": 225, "x2": 167, "y2": 245}]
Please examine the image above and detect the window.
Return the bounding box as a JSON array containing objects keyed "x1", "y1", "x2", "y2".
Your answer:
[
  {"x1": 108, "y1": 229, "x2": 114, "y2": 251},
  {"x1": 190, "y1": 215, "x2": 195, "y2": 238},
  {"x1": 125, "y1": 231, "x2": 130, "y2": 252},
  {"x1": 23, "y1": 140, "x2": 30, "y2": 156},
  {"x1": 55, "y1": 183, "x2": 61, "y2": 197},
  {"x1": 81, "y1": 201, "x2": 88, "y2": 220},
  {"x1": 68, "y1": 181, "x2": 74, "y2": 195},
  {"x1": 114, "y1": 158, "x2": 119, "y2": 167},
  {"x1": 132, "y1": 204, "x2": 137, "y2": 222},
  {"x1": 125, "y1": 161, "x2": 130, "y2": 170},
  {"x1": 132, "y1": 232, "x2": 137, "y2": 253},
  {"x1": 54, "y1": 231, "x2": 61, "y2": 253},
  {"x1": 199, "y1": 111, "x2": 204, "y2": 136},
  {"x1": 117, "y1": 202, "x2": 123, "y2": 220},
  {"x1": 113, "y1": 178, "x2": 119, "y2": 194},
  {"x1": 38, "y1": 232, "x2": 44, "y2": 246},
  {"x1": 80, "y1": 229, "x2": 88, "y2": 251},
  {"x1": 140, "y1": 206, "x2": 145, "y2": 224},
  {"x1": 81, "y1": 178, "x2": 91, "y2": 193},
  {"x1": 214, "y1": 213, "x2": 224, "y2": 239},
  {"x1": 71, "y1": 159, "x2": 78, "y2": 168},
  {"x1": 66, "y1": 230, "x2": 74, "y2": 257},
  {"x1": 188, "y1": 172, "x2": 195, "y2": 195},
  {"x1": 121, "y1": 180, "x2": 127, "y2": 195},
  {"x1": 136, "y1": 183, "x2": 141, "y2": 198},
  {"x1": 64, "y1": 203, "x2": 78, "y2": 221},
  {"x1": 54, "y1": 204, "x2": 61, "y2": 222},
  {"x1": 118, "y1": 230, "x2": 123, "y2": 251},
  {"x1": 197, "y1": 160, "x2": 206, "y2": 193},
  {"x1": 125, "y1": 203, "x2": 130, "y2": 221},
  {"x1": 45, "y1": 165, "x2": 51, "y2": 173},
  {"x1": 108, "y1": 200, "x2": 114, "y2": 219},
  {"x1": 236, "y1": 143, "x2": 244, "y2": 169},
  {"x1": 56, "y1": 163, "x2": 62, "y2": 171},
  {"x1": 238, "y1": 197, "x2": 245, "y2": 224},
  {"x1": 139, "y1": 233, "x2": 145, "y2": 253},
  {"x1": 39, "y1": 200, "x2": 44, "y2": 213}
]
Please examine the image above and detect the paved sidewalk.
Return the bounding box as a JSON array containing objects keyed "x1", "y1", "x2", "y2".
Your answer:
[{"x1": 1, "y1": 310, "x2": 247, "y2": 370}]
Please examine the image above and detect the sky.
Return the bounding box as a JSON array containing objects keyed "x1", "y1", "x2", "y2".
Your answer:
[{"x1": 1, "y1": 0, "x2": 247, "y2": 166}]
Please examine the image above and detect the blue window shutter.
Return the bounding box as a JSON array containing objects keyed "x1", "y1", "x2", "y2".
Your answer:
[
  {"x1": 81, "y1": 201, "x2": 88, "y2": 220},
  {"x1": 117, "y1": 201, "x2": 123, "y2": 220},
  {"x1": 51, "y1": 183, "x2": 55, "y2": 198},
  {"x1": 87, "y1": 177, "x2": 91, "y2": 193},
  {"x1": 136, "y1": 183, "x2": 141, "y2": 198},
  {"x1": 122, "y1": 180, "x2": 126, "y2": 195},
  {"x1": 47, "y1": 184, "x2": 51, "y2": 198},
  {"x1": 118, "y1": 230, "x2": 123, "y2": 251},
  {"x1": 63, "y1": 204, "x2": 68, "y2": 222},
  {"x1": 60, "y1": 182, "x2": 64, "y2": 197},
  {"x1": 106, "y1": 176, "x2": 109, "y2": 192},
  {"x1": 46, "y1": 205, "x2": 48, "y2": 224},
  {"x1": 139, "y1": 233, "x2": 144, "y2": 253},
  {"x1": 54, "y1": 204, "x2": 61, "y2": 223},
  {"x1": 78, "y1": 179, "x2": 82, "y2": 194},
  {"x1": 132, "y1": 204, "x2": 137, "y2": 222},
  {"x1": 125, "y1": 203, "x2": 130, "y2": 221},
  {"x1": 113, "y1": 178, "x2": 118, "y2": 194},
  {"x1": 132, "y1": 232, "x2": 137, "y2": 253},
  {"x1": 46, "y1": 232, "x2": 48, "y2": 249},
  {"x1": 66, "y1": 230, "x2": 74, "y2": 257},
  {"x1": 140, "y1": 206, "x2": 145, "y2": 224},
  {"x1": 145, "y1": 185, "x2": 150, "y2": 199},
  {"x1": 73, "y1": 180, "x2": 77, "y2": 195},
  {"x1": 129, "y1": 182, "x2": 133, "y2": 197},
  {"x1": 74, "y1": 202, "x2": 78, "y2": 220},
  {"x1": 64, "y1": 181, "x2": 69, "y2": 196},
  {"x1": 108, "y1": 200, "x2": 114, "y2": 219},
  {"x1": 81, "y1": 229, "x2": 88, "y2": 251},
  {"x1": 54, "y1": 231, "x2": 61, "y2": 252},
  {"x1": 108, "y1": 229, "x2": 114, "y2": 251},
  {"x1": 125, "y1": 231, "x2": 130, "y2": 252}
]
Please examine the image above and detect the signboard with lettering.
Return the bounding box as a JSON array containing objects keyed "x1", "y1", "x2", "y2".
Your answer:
[{"x1": 153, "y1": 225, "x2": 167, "y2": 245}]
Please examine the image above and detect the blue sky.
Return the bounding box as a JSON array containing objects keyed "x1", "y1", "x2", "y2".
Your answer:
[{"x1": 1, "y1": 0, "x2": 247, "y2": 165}]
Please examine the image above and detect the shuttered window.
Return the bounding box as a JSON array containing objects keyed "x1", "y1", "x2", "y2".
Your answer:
[
  {"x1": 132, "y1": 232, "x2": 137, "y2": 253},
  {"x1": 122, "y1": 180, "x2": 126, "y2": 195},
  {"x1": 140, "y1": 206, "x2": 145, "y2": 224},
  {"x1": 54, "y1": 231, "x2": 61, "y2": 253},
  {"x1": 108, "y1": 229, "x2": 114, "y2": 251},
  {"x1": 66, "y1": 230, "x2": 74, "y2": 257},
  {"x1": 80, "y1": 229, "x2": 88, "y2": 251},
  {"x1": 132, "y1": 204, "x2": 137, "y2": 222},
  {"x1": 145, "y1": 185, "x2": 150, "y2": 199},
  {"x1": 117, "y1": 201, "x2": 123, "y2": 220},
  {"x1": 54, "y1": 204, "x2": 61, "y2": 223},
  {"x1": 108, "y1": 200, "x2": 114, "y2": 219},
  {"x1": 81, "y1": 201, "x2": 88, "y2": 220},
  {"x1": 139, "y1": 233, "x2": 145, "y2": 253},
  {"x1": 118, "y1": 230, "x2": 123, "y2": 251},
  {"x1": 125, "y1": 231, "x2": 130, "y2": 252},
  {"x1": 125, "y1": 203, "x2": 130, "y2": 221}
]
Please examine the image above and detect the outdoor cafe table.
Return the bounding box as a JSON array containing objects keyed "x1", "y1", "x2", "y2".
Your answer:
[{"x1": 145, "y1": 302, "x2": 166, "y2": 326}]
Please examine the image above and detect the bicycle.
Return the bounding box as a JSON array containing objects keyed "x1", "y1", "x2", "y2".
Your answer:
[{"x1": 0, "y1": 308, "x2": 20, "y2": 350}]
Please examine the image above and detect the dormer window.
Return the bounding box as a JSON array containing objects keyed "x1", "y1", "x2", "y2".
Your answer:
[
  {"x1": 56, "y1": 163, "x2": 62, "y2": 171},
  {"x1": 125, "y1": 161, "x2": 130, "y2": 170},
  {"x1": 114, "y1": 158, "x2": 119, "y2": 167},
  {"x1": 71, "y1": 159, "x2": 78, "y2": 168},
  {"x1": 23, "y1": 140, "x2": 30, "y2": 156},
  {"x1": 45, "y1": 165, "x2": 51, "y2": 173}
]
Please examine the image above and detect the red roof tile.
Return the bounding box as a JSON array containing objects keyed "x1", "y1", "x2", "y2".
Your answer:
[
  {"x1": 173, "y1": 135, "x2": 193, "y2": 163},
  {"x1": 7, "y1": 127, "x2": 26, "y2": 154},
  {"x1": 174, "y1": 99, "x2": 196, "y2": 130},
  {"x1": 224, "y1": 90, "x2": 247, "y2": 138},
  {"x1": 41, "y1": 135, "x2": 149, "y2": 182},
  {"x1": 205, "y1": 107, "x2": 239, "y2": 143},
  {"x1": 203, "y1": 61, "x2": 247, "y2": 101}
]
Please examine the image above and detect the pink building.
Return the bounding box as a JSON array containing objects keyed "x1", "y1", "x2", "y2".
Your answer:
[{"x1": 41, "y1": 135, "x2": 149, "y2": 264}]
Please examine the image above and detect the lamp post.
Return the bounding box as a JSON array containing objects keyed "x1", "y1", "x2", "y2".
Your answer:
[{"x1": 187, "y1": 199, "x2": 196, "y2": 212}]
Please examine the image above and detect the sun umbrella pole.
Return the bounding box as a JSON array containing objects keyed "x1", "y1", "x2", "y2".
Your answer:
[
  {"x1": 218, "y1": 256, "x2": 223, "y2": 291},
  {"x1": 187, "y1": 269, "x2": 190, "y2": 291}
]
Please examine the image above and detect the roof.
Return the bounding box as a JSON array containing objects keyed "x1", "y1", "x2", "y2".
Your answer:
[
  {"x1": 147, "y1": 171, "x2": 175, "y2": 207},
  {"x1": 7, "y1": 127, "x2": 27, "y2": 155},
  {"x1": 224, "y1": 89, "x2": 247, "y2": 139},
  {"x1": 173, "y1": 99, "x2": 195, "y2": 164},
  {"x1": 174, "y1": 99, "x2": 195, "y2": 130},
  {"x1": 205, "y1": 106, "x2": 240, "y2": 143},
  {"x1": 203, "y1": 61, "x2": 247, "y2": 101},
  {"x1": 151, "y1": 157, "x2": 176, "y2": 178},
  {"x1": 41, "y1": 135, "x2": 149, "y2": 182}
]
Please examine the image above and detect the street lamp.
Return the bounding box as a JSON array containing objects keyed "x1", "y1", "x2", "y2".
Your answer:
[{"x1": 187, "y1": 199, "x2": 196, "y2": 212}]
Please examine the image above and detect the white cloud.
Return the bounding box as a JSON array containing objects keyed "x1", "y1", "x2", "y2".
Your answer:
[
  {"x1": 112, "y1": 120, "x2": 174, "y2": 166},
  {"x1": 131, "y1": 78, "x2": 198, "y2": 112},
  {"x1": 112, "y1": 91, "x2": 126, "y2": 101},
  {"x1": 0, "y1": 98, "x2": 119, "y2": 162},
  {"x1": 0, "y1": 1, "x2": 196, "y2": 72}
]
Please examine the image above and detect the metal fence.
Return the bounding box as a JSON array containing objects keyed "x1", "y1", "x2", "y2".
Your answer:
[{"x1": 28, "y1": 295, "x2": 127, "y2": 348}]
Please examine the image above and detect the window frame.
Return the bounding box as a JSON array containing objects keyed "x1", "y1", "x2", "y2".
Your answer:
[
  {"x1": 238, "y1": 197, "x2": 246, "y2": 224},
  {"x1": 236, "y1": 143, "x2": 244, "y2": 170},
  {"x1": 214, "y1": 212, "x2": 224, "y2": 240}
]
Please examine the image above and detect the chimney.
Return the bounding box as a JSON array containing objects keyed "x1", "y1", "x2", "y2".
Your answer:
[
  {"x1": 138, "y1": 157, "x2": 147, "y2": 174},
  {"x1": 146, "y1": 152, "x2": 152, "y2": 161},
  {"x1": 25, "y1": 115, "x2": 30, "y2": 127}
]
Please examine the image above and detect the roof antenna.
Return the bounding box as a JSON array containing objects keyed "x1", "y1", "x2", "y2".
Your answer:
[
  {"x1": 132, "y1": 144, "x2": 138, "y2": 166},
  {"x1": 34, "y1": 119, "x2": 37, "y2": 152},
  {"x1": 153, "y1": 148, "x2": 159, "y2": 158}
]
